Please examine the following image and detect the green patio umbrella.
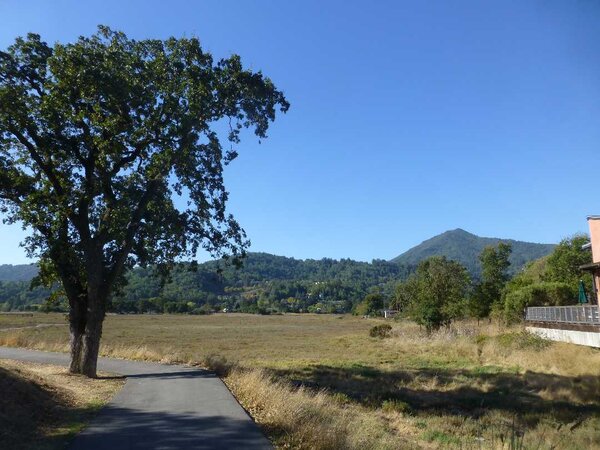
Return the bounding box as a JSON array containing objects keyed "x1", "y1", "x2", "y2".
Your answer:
[{"x1": 578, "y1": 280, "x2": 588, "y2": 304}]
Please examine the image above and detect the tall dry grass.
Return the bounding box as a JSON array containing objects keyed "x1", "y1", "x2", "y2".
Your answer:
[
  {"x1": 1, "y1": 315, "x2": 600, "y2": 449},
  {"x1": 222, "y1": 362, "x2": 600, "y2": 450},
  {"x1": 0, "y1": 331, "x2": 192, "y2": 365},
  {"x1": 0, "y1": 331, "x2": 69, "y2": 353},
  {"x1": 385, "y1": 319, "x2": 600, "y2": 377},
  {"x1": 224, "y1": 366, "x2": 412, "y2": 450}
]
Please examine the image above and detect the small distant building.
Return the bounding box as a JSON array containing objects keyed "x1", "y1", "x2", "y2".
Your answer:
[
  {"x1": 383, "y1": 309, "x2": 398, "y2": 319},
  {"x1": 525, "y1": 216, "x2": 600, "y2": 348}
]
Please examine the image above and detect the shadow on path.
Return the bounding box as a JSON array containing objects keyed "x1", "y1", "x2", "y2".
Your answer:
[
  {"x1": 71, "y1": 405, "x2": 268, "y2": 450},
  {"x1": 97, "y1": 370, "x2": 217, "y2": 381}
]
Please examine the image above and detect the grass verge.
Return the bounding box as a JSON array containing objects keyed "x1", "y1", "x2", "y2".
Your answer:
[{"x1": 0, "y1": 359, "x2": 124, "y2": 450}]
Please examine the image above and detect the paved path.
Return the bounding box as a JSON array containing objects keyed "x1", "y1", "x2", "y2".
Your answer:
[{"x1": 0, "y1": 347, "x2": 272, "y2": 450}]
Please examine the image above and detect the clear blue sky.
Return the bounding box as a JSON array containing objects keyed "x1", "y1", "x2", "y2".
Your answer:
[{"x1": 1, "y1": 0, "x2": 599, "y2": 264}]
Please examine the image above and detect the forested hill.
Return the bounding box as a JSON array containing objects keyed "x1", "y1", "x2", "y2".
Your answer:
[
  {"x1": 390, "y1": 228, "x2": 555, "y2": 277},
  {"x1": 0, "y1": 254, "x2": 409, "y2": 284},
  {"x1": 0, "y1": 253, "x2": 412, "y2": 313},
  {"x1": 120, "y1": 253, "x2": 411, "y2": 304},
  {"x1": 204, "y1": 252, "x2": 411, "y2": 285},
  {"x1": 0, "y1": 264, "x2": 38, "y2": 282},
  {"x1": 1, "y1": 232, "x2": 554, "y2": 285},
  {"x1": 0, "y1": 234, "x2": 554, "y2": 312}
]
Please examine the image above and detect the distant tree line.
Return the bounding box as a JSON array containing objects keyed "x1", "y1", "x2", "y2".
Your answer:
[
  {"x1": 1, "y1": 238, "x2": 589, "y2": 325},
  {"x1": 0, "y1": 281, "x2": 52, "y2": 312},
  {"x1": 0, "y1": 253, "x2": 412, "y2": 314},
  {"x1": 382, "y1": 235, "x2": 591, "y2": 331}
]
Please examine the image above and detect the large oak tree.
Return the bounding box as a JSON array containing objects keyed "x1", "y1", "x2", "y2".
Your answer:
[{"x1": 0, "y1": 27, "x2": 288, "y2": 377}]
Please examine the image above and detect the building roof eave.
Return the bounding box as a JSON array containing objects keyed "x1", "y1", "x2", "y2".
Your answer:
[{"x1": 580, "y1": 262, "x2": 600, "y2": 271}]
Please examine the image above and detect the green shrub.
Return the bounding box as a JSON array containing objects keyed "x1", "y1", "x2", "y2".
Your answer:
[
  {"x1": 202, "y1": 354, "x2": 232, "y2": 376},
  {"x1": 497, "y1": 331, "x2": 551, "y2": 351},
  {"x1": 257, "y1": 306, "x2": 272, "y2": 315},
  {"x1": 503, "y1": 281, "x2": 574, "y2": 322},
  {"x1": 369, "y1": 323, "x2": 392, "y2": 338},
  {"x1": 354, "y1": 293, "x2": 384, "y2": 316},
  {"x1": 421, "y1": 430, "x2": 460, "y2": 445},
  {"x1": 331, "y1": 392, "x2": 351, "y2": 405},
  {"x1": 415, "y1": 421, "x2": 427, "y2": 429},
  {"x1": 474, "y1": 334, "x2": 489, "y2": 346},
  {"x1": 381, "y1": 399, "x2": 412, "y2": 414}
]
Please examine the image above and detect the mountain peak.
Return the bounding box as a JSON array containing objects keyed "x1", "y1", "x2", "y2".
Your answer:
[
  {"x1": 390, "y1": 230, "x2": 555, "y2": 277},
  {"x1": 444, "y1": 228, "x2": 473, "y2": 236}
]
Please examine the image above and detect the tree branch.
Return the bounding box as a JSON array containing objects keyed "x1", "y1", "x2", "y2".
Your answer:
[
  {"x1": 104, "y1": 178, "x2": 161, "y2": 292},
  {"x1": 8, "y1": 125, "x2": 65, "y2": 196}
]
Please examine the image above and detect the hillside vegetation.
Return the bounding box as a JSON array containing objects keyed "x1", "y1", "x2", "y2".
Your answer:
[
  {"x1": 0, "y1": 229, "x2": 555, "y2": 314},
  {"x1": 391, "y1": 229, "x2": 555, "y2": 277},
  {"x1": 0, "y1": 264, "x2": 39, "y2": 282},
  {"x1": 0, "y1": 253, "x2": 411, "y2": 314}
]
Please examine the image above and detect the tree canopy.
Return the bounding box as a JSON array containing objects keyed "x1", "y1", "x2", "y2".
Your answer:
[
  {"x1": 399, "y1": 256, "x2": 470, "y2": 332},
  {"x1": 354, "y1": 292, "x2": 384, "y2": 316},
  {"x1": 0, "y1": 27, "x2": 289, "y2": 376},
  {"x1": 469, "y1": 242, "x2": 512, "y2": 319},
  {"x1": 544, "y1": 234, "x2": 592, "y2": 287},
  {"x1": 501, "y1": 234, "x2": 592, "y2": 321}
]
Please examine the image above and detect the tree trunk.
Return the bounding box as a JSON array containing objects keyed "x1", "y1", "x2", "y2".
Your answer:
[
  {"x1": 80, "y1": 314, "x2": 104, "y2": 377},
  {"x1": 79, "y1": 292, "x2": 106, "y2": 378},
  {"x1": 68, "y1": 292, "x2": 106, "y2": 378},
  {"x1": 69, "y1": 328, "x2": 84, "y2": 373},
  {"x1": 68, "y1": 299, "x2": 86, "y2": 374}
]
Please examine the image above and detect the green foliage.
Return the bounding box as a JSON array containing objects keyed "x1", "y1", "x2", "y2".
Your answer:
[
  {"x1": 0, "y1": 235, "x2": 550, "y2": 318},
  {"x1": 391, "y1": 229, "x2": 554, "y2": 278},
  {"x1": 0, "y1": 26, "x2": 288, "y2": 317},
  {"x1": 401, "y1": 256, "x2": 471, "y2": 332},
  {"x1": 354, "y1": 293, "x2": 384, "y2": 316},
  {"x1": 469, "y1": 242, "x2": 512, "y2": 319},
  {"x1": 544, "y1": 234, "x2": 592, "y2": 287},
  {"x1": 0, "y1": 253, "x2": 407, "y2": 313},
  {"x1": 500, "y1": 235, "x2": 592, "y2": 322},
  {"x1": 421, "y1": 430, "x2": 460, "y2": 446},
  {"x1": 391, "y1": 281, "x2": 412, "y2": 312},
  {"x1": 503, "y1": 282, "x2": 574, "y2": 322},
  {"x1": 381, "y1": 399, "x2": 412, "y2": 414},
  {"x1": 108, "y1": 254, "x2": 406, "y2": 315},
  {"x1": 496, "y1": 331, "x2": 551, "y2": 351},
  {"x1": 480, "y1": 242, "x2": 512, "y2": 286},
  {"x1": 505, "y1": 256, "x2": 548, "y2": 294},
  {"x1": 0, "y1": 264, "x2": 38, "y2": 282},
  {"x1": 0, "y1": 280, "x2": 53, "y2": 311},
  {"x1": 369, "y1": 323, "x2": 392, "y2": 338},
  {"x1": 212, "y1": 253, "x2": 410, "y2": 287}
]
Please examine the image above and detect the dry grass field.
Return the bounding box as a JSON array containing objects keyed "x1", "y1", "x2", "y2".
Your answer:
[
  {"x1": 0, "y1": 358, "x2": 124, "y2": 450},
  {"x1": 1, "y1": 312, "x2": 599, "y2": 449}
]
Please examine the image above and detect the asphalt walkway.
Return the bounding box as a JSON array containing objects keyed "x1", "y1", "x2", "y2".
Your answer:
[{"x1": 0, "y1": 347, "x2": 272, "y2": 450}]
